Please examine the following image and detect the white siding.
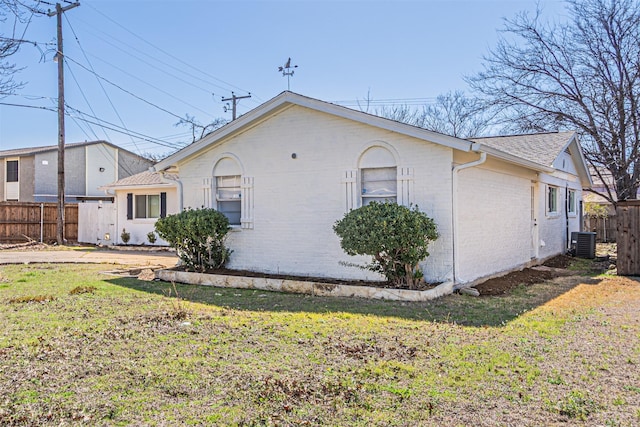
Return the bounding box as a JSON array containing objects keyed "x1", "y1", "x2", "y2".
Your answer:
[
  {"x1": 86, "y1": 144, "x2": 118, "y2": 196},
  {"x1": 114, "y1": 186, "x2": 179, "y2": 246},
  {"x1": 177, "y1": 105, "x2": 455, "y2": 283}
]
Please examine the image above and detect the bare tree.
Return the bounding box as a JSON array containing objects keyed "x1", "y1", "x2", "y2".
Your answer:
[
  {"x1": 360, "y1": 90, "x2": 491, "y2": 138},
  {"x1": 416, "y1": 91, "x2": 490, "y2": 138},
  {"x1": 0, "y1": 1, "x2": 44, "y2": 96},
  {"x1": 469, "y1": 0, "x2": 640, "y2": 204},
  {"x1": 175, "y1": 114, "x2": 227, "y2": 144}
]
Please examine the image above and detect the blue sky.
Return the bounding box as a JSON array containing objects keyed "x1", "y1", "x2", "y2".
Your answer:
[{"x1": 0, "y1": 0, "x2": 567, "y2": 157}]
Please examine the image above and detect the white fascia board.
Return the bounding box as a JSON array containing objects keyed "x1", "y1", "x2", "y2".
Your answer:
[
  {"x1": 567, "y1": 136, "x2": 593, "y2": 188},
  {"x1": 289, "y1": 94, "x2": 474, "y2": 152},
  {"x1": 153, "y1": 92, "x2": 475, "y2": 172},
  {"x1": 475, "y1": 143, "x2": 555, "y2": 173},
  {"x1": 98, "y1": 183, "x2": 175, "y2": 192}
]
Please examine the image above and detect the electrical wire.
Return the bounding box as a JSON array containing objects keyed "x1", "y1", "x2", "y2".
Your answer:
[
  {"x1": 65, "y1": 13, "x2": 141, "y2": 153},
  {"x1": 70, "y1": 17, "x2": 236, "y2": 99},
  {"x1": 65, "y1": 104, "x2": 185, "y2": 149},
  {"x1": 64, "y1": 54, "x2": 208, "y2": 122},
  {"x1": 84, "y1": 2, "x2": 256, "y2": 100},
  {"x1": 65, "y1": 61, "x2": 106, "y2": 141}
]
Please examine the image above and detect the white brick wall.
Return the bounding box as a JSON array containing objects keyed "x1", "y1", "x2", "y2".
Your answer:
[
  {"x1": 456, "y1": 164, "x2": 534, "y2": 282},
  {"x1": 162, "y1": 104, "x2": 587, "y2": 284},
  {"x1": 177, "y1": 106, "x2": 455, "y2": 283}
]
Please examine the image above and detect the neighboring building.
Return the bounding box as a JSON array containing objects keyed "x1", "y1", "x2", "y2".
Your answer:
[
  {"x1": 98, "y1": 171, "x2": 179, "y2": 246},
  {"x1": 0, "y1": 140, "x2": 153, "y2": 203},
  {"x1": 106, "y1": 92, "x2": 592, "y2": 285}
]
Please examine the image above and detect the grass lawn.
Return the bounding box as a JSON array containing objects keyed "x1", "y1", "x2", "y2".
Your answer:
[{"x1": 0, "y1": 263, "x2": 638, "y2": 426}]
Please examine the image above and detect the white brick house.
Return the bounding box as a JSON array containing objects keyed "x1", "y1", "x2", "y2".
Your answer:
[{"x1": 112, "y1": 92, "x2": 591, "y2": 285}]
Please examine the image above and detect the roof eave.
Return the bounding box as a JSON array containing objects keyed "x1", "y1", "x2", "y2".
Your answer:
[
  {"x1": 154, "y1": 92, "x2": 474, "y2": 170},
  {"x1": 475, "y1": 143, "x2": 555, "y2": 173}
]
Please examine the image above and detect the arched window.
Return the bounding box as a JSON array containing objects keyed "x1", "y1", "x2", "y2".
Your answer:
[{"x1": 359, "y1": 146, "x2": 397, "y2": 206}]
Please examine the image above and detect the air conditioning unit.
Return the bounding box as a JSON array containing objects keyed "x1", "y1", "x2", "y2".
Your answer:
[{"x1": 570, "y1": 232, "x2": 596, "y2": 259}]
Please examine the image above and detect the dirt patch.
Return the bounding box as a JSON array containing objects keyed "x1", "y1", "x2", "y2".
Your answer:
[
  {"x1": 475, "y1": 268, "x2": 556, "y2": 296},
  {"x1": 475, "y1": 254, "x2": 610, "y2": 296},
  {"x1": 0, "y1": 241, "x2": 49, "y2": 251}
]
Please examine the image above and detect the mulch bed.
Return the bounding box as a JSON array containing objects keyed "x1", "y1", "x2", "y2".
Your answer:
[{"x1": 475, "y1": 255, "x2": 580, "y2": 296}]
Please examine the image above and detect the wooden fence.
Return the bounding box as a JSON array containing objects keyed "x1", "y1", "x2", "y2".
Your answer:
[
  {"x1": 584, "y1": 215, "x2": 617, "y2": 243},
  {"x1": 616, "y1": 200, "x2": 640, "y2": 275},
  {"x1": 0, "y1": 202, "x2": 78, "y2": 243}
]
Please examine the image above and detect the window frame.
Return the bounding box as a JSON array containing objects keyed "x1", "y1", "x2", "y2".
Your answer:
[
  {"x1": 360, "y1": 166, "x2": 397, "y2": 206},
  {"x1": 567, "y1": 189, "x2": 576, "y2": 215},
  {"x1": 215, "y1": 175, "x2": 242, "y2": 226},
  {"x1": 547, "y1": 185, "x2": 558, "y2": 215},
  {"x1": 6, "y1": 159, "x2": 18, "y2": 183},
  {"x1": 134, "y1": 194, "x2": 161, "y2": 219}
]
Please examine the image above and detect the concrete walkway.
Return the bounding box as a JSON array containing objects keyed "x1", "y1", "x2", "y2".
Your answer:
[{"x1": 0, "y1": 248, "x2": 178, "y2": 268}]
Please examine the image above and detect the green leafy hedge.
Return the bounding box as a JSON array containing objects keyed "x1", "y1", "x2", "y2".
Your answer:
[
  {"x1": 333, "y1": 202, "x2": 438, "y2": 289},
  {"x1": 155, "y1": 208, "x2": 232, "y2": 271}
]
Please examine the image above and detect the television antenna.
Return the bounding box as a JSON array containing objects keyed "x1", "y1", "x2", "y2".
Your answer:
[{"x1": 278, "y1": 57, "x2": 298, "y2": 90}]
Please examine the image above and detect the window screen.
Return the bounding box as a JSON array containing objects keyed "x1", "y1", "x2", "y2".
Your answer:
[
  {"x1": 216, "y1": 175, "x2": 241, "y2": 225},
  {"x1": 361, "y1": 167, "x2": 397, "y2": 205}
]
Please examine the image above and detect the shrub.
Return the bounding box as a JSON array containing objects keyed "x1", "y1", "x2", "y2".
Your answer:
[
  {"x1": 154, "y1": 208, "x2": 232, "y2": 272},
  {"x1": 333, "y1": 202, "x2": 438, "y2": 289},
  {"x1": 120, "y1": 228, "x2": 130, "y2": 245},
  {"x1": 147, "y1": 231, "x2": 157, "y2": 244}
]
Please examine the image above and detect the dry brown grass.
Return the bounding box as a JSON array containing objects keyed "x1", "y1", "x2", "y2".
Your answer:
[{"x1": 0, "y1": 264, "x2": 638, "y2": 426}]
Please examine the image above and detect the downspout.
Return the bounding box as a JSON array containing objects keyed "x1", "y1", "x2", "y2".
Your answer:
[
  {"x1": 452, "y1": 143, "x2": 487, "y2": 287},
  {"x1": 565, "y1": 184, "x2": 569, "y2": 251}
]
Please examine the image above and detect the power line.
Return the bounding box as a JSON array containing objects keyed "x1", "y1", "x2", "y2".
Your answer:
[
  {"x1": 65, "y1": 61, "x2": 106, "y2": 141},
  {"x1": 64, "y1": 13, "x2": 140, "y2": 153},
  {"x1": 65, "y1": 104, "x2": 184, "y2": 149},
  {"x1": 70, "y1": 16, "x2": 237, "y2": 99},
  {"x1": 84, "y1": 2, "x2": 256, "y2": 99},
  {"x1": 0, "y1": 101, "x2": 186, "y2": 150},
  {"x1": 64, "y1": 54, "x2": 207, "y2": 122},
  {"x1": 0, "y1": 101, "x2": 57, "y2": 112}
]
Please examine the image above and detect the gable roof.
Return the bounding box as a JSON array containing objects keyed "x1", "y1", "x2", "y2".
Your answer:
[
  {"x1": 153, "y1": 91, "x2": 474, "y2": 171},
  {"x1": 470, "y1": 131, "x2": 575, "y2": 168},
  {"x1": 0, "y1": 140, "x2": 144, "y2": 160},
  {"x1": 151, "y1": 91, "x2": 592, "y2": 186},
  {"x1": 471, "y1": 131, "x2": 592, "y2": 186},
  {"x1": 101, "y1": 170, "x2": 176, "y2": 190}
]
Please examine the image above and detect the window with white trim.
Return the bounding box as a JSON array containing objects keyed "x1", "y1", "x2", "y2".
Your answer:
[
  {"x1": 548, "y1": 186, "x2": 558, "y2": 214},
  {"x1": 135, "y1": 194, "x2": 160, "y2": 219},
  {"x1": 216, "y1": 175, "x2": 241, "y2": 225},
  {"x1": 6, "y1": 160, "x2": 18, "y2": 182},
  {"x1": 361, "y1": 167, "x2": 397, "y2": 205},
  {"x1": 568, "y1": 189, "x2": 576, "y2": 214}
]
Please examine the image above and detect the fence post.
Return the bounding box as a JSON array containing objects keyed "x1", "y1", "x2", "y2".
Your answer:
[{"x1": 40, "y1": 203, "x2": 44, "y2": 243}]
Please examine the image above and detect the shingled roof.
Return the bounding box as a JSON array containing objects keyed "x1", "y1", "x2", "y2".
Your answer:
[
  {"x1": 470, "y1": 131, "x2": 576, "y2": 168},
  {"x1": 102, "y1": 170, "x2": 176, "y2": 188}
]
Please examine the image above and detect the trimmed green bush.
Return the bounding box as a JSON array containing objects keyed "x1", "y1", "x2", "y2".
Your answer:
[
  {"x1": 333, "y1": 202, "x2": 438, "y2": 289},
  {"x1": 154, "y1": 208, "x2": 232, "y2": 271}
]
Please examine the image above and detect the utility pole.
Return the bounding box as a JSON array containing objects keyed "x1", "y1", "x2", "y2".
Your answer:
[
  {"x1": 48, "y1": 2, "x2": 80, "y2": 245},
  {"x1": 222, "y1": 92, "x2": 251, "y2": 120}
]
